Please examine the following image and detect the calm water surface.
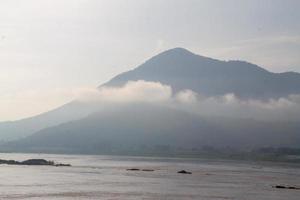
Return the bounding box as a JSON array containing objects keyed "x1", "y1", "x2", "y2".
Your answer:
[{"x1": 0, "y1": 153, "x2": 299, "y2": 199}]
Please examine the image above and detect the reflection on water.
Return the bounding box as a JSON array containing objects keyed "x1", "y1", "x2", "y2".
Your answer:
[{"x1": 0, "y1": 153, "x2": 299, "y2": 199}]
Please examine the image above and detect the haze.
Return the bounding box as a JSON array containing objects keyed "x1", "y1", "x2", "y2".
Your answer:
[{"x1": 1, "y1": 0, "x2": 300, "y2": 121}]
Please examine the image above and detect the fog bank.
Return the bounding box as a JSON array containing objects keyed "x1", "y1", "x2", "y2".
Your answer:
[{"x1": 76, "y1": 80, "x2": 300, "y2": 122}]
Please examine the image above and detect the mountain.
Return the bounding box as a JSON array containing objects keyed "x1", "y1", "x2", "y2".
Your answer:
[
  {"x1": 0, "y1": 101, "x2": 103, "y2": 141},
  {"x1": 2, "y1": 103, "x2": 300, "y2": 154},
  {"x1": 1, "y1": 47, "x2": 300, "y2": 142},
  {"x1": 105, "y1": 48, "x2": 300, "y2": 99}
]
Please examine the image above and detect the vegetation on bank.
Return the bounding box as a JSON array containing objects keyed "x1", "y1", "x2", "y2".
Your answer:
[
  {"x1": 1, "y1": 146, "x2": 300, "y2": 164},
  {"x1": 0, "y1": 158, "x2": 71, "y2": 166}
]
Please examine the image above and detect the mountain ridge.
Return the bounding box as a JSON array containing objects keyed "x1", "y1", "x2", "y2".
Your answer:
[
  {"x1": 0, "y1": 47, "x2": 300, "y2": 142},
  {"x1": 104, "y1": 48, "x2": 300, "y2": 99},
  {"x1": 2, "y1": 103, "x2": 300, "y2": 154}
]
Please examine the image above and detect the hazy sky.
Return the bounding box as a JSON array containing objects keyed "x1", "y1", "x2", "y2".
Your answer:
[{"x1": 1, "y1": 0, "x2": 300, "y2": 121}]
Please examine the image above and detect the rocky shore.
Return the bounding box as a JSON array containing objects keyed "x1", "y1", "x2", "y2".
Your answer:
[{"x1": 0, "y1": 158, "x2": 71, "y2": 166}]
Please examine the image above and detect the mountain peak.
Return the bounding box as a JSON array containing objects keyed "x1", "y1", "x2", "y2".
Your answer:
[
  {"x1": 104, "y1": 47, "x2": 300, "y2": 99},
  {"x1": 162, "y1": 47, "x2": 194, "y2": 54},
  {"x1": 144, "y1": 47, "x2": 208, "y2": 66},
  {"x1": 156, "y1": 47, "x2": 197, "y2": 58},
  {"x1": 149, "y1": 47, "x2": 217, "y2": 65}
]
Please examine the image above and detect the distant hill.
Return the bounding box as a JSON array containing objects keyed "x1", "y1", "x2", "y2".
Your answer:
[
  {"x1": 0, "y1": 102, "x2": 103, "y2": 141},
  {"x1": 2, "y1": 103, "x2": 300, "y2": 154},
  {"x1": 104, "y1": 48, "x2": 300, "y2": 99},
  {"x1": 0, "y1": 47, "x2": 300, "y2": 143}
]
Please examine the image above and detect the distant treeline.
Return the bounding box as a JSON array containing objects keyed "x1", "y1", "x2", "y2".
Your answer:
[
  {"x1": 252, "y1": 147, "x2": 300, "y2": 155},
  {"x1": 1, "y1": 143, "x2": 300, "y2": 163},
  {"x1": 109, "y1": 145, "x2": 300, "y2": 163}
]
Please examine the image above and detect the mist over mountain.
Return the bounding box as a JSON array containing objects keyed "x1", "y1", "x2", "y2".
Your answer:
[
  {"x1": 3, "y1": 103, "x2": 300, "y2": 154},
  {"x1": 0, "y1": 101, "x2": 103, "y2": 141},
  {"x1": 1, "y1": 48, "x2": 300, "y2": 154},
  {"x1": 105, "y1": 48, "x2": 300, "y2": 99}
]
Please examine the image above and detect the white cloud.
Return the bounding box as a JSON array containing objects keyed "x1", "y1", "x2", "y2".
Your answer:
[
  {"x1": 177, "y1": 92, "x2": 300, "y2": 122},
  {"x1": 2, "y1": 80, "x2": 300, "y2": 122},
  {"x1": 76, "y1": 80, "x2": 172, "y2": 103},
  {"x1": 155, "y1": 39, "x2": 166, "y2": 52},
  {"x1": 175, "y1": 90, "x2": 198, "y2": 104},
  {"x1": 75, "y1": 80, "x2": 300, "y2": 122}
]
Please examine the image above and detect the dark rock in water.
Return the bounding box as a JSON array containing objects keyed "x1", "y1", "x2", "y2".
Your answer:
[
  {"x1": 177, "y1": 170, "x2": 192, "y2": 174},
  {"x1": 0, "y1": 159, "x2": 19, "y2": 165},
  {"x1": 21, "y1": 159, "x2": 54, "y2": 165},
  {"x1": 142, "y1": 169, "x2": 155, "y2": 172},
  {"x1": 273, "y1": 185, "x2": 300, "y2": 190},
  {"x1": 126, "y1": 168, "x2": 140, "y2": 171},
  {"x1": 0, "y1": 158, "x2": 70, "y2": 166},
  {"x1": 274, "y1": 185, "x2": 286, "y2": 189},
  {"x1": 55, "y1": 163, "x2": 71, "y2": 167},
  {"x1": 126, "y1": 168, "x2": 154, "y2": 172}
]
